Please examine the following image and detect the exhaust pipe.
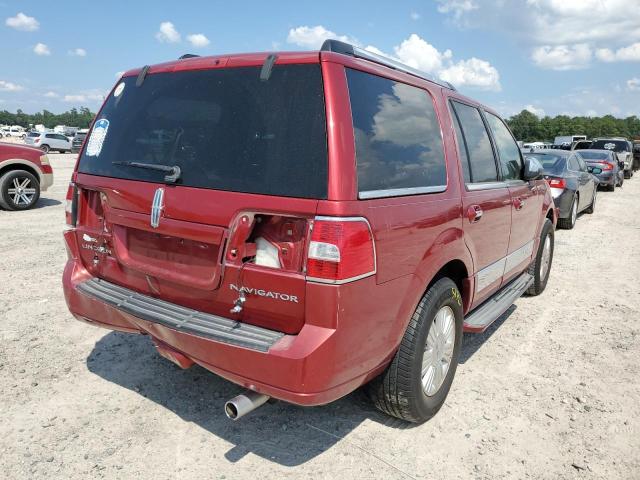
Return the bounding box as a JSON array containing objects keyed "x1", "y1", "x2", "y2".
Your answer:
[{"x1": 224, "y1": 390, "x2": 270, "y2": 420}]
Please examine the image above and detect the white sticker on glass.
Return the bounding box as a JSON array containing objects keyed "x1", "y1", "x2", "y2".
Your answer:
[
  {"x1": 85, "y1": 119, "x2": 109, "y2": 157},
  {"x1": 113, "y1": 82, "x2": 125, "y2": 97}
]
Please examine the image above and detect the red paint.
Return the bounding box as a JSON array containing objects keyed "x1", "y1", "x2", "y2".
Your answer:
[
  {"x1": 62, "y1": 49, "x2": 555, "y2": 406},
  {"x1": 0, "y1": 142, "x2": 53, "y2": 182}
]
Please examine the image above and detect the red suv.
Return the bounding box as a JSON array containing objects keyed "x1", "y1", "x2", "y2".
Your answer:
[{"x1": 62, "y1": 40, "x2": 556, "y2": 423}]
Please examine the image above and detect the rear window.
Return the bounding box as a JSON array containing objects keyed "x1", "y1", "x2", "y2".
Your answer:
[
  {"x1": 27, "y1": 132, "x2": 39, "y2": 138},
  {"x1": 590, "y1": 140, "x2": 629, "y2": 152},
  {"x1": 578, "y1": 151, "x2": 608, "y2": 160},
  {"x1": 345, "y1": 68, "x2": 446, "y2": 198},
  {"x1": 526, "y1": 153, "x2": 566, "y2": 175},
  {"x1": 78, "y1": 65, "x2": 328, "y2": 199}
]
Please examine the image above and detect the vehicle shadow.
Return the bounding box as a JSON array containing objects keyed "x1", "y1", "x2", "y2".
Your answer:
[
  {"x1": 34, "y1": 197, "x2": 62, "y2": 209},
  {"x1": 459, "y1": 305, "x2": 516, "y2": 364},
  {"x1": 87, "y1": 331, "x2": 416, "y2": 467}
]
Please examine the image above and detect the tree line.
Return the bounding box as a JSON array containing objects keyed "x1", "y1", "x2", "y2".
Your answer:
[
  {"x1": 506, "y1": 110, "x2": 640, "y2": 142},
  {"x1": 2, "y1": 106, "x2": 639, "y2": 143},
  {"x1": 0, "y1": 107, "x2": 95, "y2": 129}
]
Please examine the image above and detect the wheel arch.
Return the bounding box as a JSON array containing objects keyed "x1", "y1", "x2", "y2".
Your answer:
[{"x1": 0, "y1": 160, "x2": 42, "y2": 185}]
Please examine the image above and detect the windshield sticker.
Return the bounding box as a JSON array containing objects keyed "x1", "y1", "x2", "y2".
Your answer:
[
  {"x1": 604, "y1": 143, "x2": 616, "y2": 150},
  {"x1": 113, "y1": 82, "x2": 125, "y2": 98},
  {"x1": 85, "y1": 119, "x2": 109, "y2": 157}
]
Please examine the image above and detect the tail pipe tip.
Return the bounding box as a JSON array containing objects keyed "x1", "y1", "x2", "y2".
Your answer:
[{"x1": 224, "y1": 390, "x2": 270, "y2": 420}]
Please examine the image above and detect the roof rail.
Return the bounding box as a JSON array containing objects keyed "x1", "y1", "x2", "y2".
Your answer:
[
  {"x1": 321, "y1": 39, "x2": 456, "y2": 91},
  {"x1": 178, "y1": 54, "x2": 200, "y2": 60}
]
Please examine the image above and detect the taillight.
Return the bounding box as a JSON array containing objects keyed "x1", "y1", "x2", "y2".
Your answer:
[
  {"x1": 306, "y1": 217, "x2": 376, "y2": 284},
  {"x1": 34, "y1": 138, "x2": 40, "y2": 144},
  {"x1": 547, "y1": 178, "x2": 566, "y2": 189},
  {"x1": 65, "y1": 182, "x2": 78, "y2": 228},
  {"x1": 603, "y1": 162, "x2": 613, "y2": 170}
]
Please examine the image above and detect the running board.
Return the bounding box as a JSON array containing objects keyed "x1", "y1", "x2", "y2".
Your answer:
[{"x1": 463, "y1": 272, "x2": 533, "y2": 333}]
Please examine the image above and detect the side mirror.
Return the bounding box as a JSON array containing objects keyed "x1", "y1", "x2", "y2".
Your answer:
[{"x1": 523, "y1": 157, "x2": 544, "y2": 181}]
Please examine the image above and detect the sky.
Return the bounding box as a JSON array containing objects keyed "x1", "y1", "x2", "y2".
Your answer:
[{"x1": 1, "y1": 0, "x2": 640, "y2": 119}]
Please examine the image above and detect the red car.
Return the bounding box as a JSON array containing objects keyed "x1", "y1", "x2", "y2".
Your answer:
[
  {"x1": 0, "y1": 142, "x2": 54, "y2": 210},
  {"x1": 62, "y1": 40, "x2": 556, "y2": 423}
]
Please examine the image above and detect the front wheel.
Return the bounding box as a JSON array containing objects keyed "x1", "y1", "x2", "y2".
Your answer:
[
  {"x1": 368, "y1": 277, "x2": 463, "y2": 423},
  {"x1": 526, "y1": 218, "x2": 554, "y2": 296}
]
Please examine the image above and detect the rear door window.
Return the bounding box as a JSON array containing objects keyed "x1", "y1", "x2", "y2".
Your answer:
[
  {"x1": 345, "y1": 68, "x2": 446, "y2": 198},
  {"x1": 78, "y1": 65, "x2": 328, "y2": 199},
  {"x1": 484, "y1": 112, "x2": 523, "y2": 181},
  {"x1": 450, "y1": 101, "x2": 498, "y2": 183}
]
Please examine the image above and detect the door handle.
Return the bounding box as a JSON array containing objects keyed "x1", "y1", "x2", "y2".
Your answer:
[{"x1": 467, "y1": 205, "x2": 483, "y2": 223}]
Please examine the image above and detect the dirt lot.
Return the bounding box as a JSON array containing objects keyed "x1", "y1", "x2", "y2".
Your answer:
[{"x1": 1, "y1": 153, "x2": 639, "y2": 479}]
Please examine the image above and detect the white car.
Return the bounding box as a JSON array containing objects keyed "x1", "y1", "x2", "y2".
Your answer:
[
  {"x1": 2, "y1": 126, "x2": 27, "y2": 138},
  {"x1": 24, "y1": 132, "x2": 72, "y2": 153}
]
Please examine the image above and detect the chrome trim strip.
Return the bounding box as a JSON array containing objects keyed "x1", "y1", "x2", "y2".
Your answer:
[
  {"x1": 504, "y1": 240, "x2": 534, "y2": 274},
  {"x1": 466, "y1": 181, "x2": 508, "y2": 191},
  {"x1": 475, "y1": 257, "x2": 506, "y2": 293},
  {"x1": 359, "y1": 185, "x2": 446, "y2": 199},
  {"x1": 306, "y1": 271, "x2": 376, "y2": 285},
  {"x1": 150, "y1": 188, "x2": 164, "y2": 228}
]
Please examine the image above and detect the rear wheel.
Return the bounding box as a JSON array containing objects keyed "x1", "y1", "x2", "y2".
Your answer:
[
  {"x1": 40, "y1": 144, "x2": 50, "y2": 153},
  {"x1": 0, "y1": 170, "x2": 40, "y2": 211},
  {"x1": 585, "y1": 189, "x2": 596, "y2": 214},
  {"x1": 558, "y1": 195, "x2": 577, "y2": 229},
  {"x1": 368, "y1": 277, "x2": 463, "y2": 423},
  {"x1": 526, "y1": 219, "x2": 554, "y2": 296}
]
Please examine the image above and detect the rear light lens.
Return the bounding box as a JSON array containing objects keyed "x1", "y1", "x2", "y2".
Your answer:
[
  {"x1": 306, "y1": 217, "x2": 376, "y2": 284},
  {"x1": 39, "y1": 154, "x2": 50, "y2": 165},
  {"x1": 547, "y1": 178, "x2": 566, "y2": 189},
  {"x1": 603, "y1": 162, "x2": 613, "y2": 170},
  {"x1": 34, "y1": 138, "x2": 40, "y2": 144},
  {"x1": 65, "y1": 182, "x2": 78, "y2": 228}
]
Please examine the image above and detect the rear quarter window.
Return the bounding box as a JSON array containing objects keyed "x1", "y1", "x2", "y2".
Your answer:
[{"x1": 345, "y1": 68, "x2": 446, "y2": 198}]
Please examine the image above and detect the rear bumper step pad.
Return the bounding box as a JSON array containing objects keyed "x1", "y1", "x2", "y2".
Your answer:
[
  {"x1": 77, "y1": 278, "x2": 284, "y2": 352},
  {"x1": 464, "y1": 272, "x2": 534, "y2": 333}
]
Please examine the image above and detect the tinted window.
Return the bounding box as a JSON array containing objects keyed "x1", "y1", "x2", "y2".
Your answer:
[
  {"x1": 27, "y1": 132, "x2": 39, "y2": 138},
  {"x1": 591, "y1": 140, "x2": 629, "y2": 152},
  {"x1": 78, "y1": 65, "x2": 328, "y2": 199},
  {"x1": 451, "y1": 111, "x2": 471, "y2": 183},
  {"x1": 346, "y1": 68, "x2": 446, "y2": 195},
  {"x1": 451, "y1": 101, "x2": 498, "y2": 183},
  {"x1": 485, "y1": 112, "x2": 522, "y2": 180},
  {"x1": 526, "y1": 153, "x2": 566, "y2": 176},
  {"x1": 45, "y1": 134, "x2": 54, "y2": 139},
  {"x1": 577, "y1": 151, "x2": 608, "y2": 160}
]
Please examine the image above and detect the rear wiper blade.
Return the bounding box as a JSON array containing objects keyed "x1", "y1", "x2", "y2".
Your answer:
[{"x1": 112, "y1": 161, "x2": 181, "y2": 183}]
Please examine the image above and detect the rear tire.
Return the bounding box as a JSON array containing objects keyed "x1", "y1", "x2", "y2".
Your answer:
[
  {"x1": 0, "y1": 170, "x2": 40, "y2": 211},
  {"x1": 40, "y1": 144, "x2": 50, "y2": 153},
  {"x1": 557, "y1": 195, "x2": 577, "y2": 229},
  {"x1": 368, "y1": 277, "x2": 463, "y2": 423},
  {"x1": 585, "y1": 189, "x2": 596, "y2": 214},
  {"x1": 526, "y1": 218, "x2": 554, "y2": 296}
]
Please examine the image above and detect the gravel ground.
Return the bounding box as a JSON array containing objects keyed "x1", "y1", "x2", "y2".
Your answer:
[{"x1": 1, "y1": 154, "x2": 639, "y2": 479}]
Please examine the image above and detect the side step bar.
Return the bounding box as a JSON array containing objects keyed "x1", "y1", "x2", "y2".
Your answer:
[
  {"x1": 463, "y1": 272, "x2": 533, "y2": 333},
  {"x1": 77, "y1": 278, "x2": 285, "y2": 352}
]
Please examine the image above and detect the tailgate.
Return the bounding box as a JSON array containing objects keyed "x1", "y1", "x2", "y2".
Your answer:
[{"x1": 73, "y1": 174, "x2": 318, "y2": 334}]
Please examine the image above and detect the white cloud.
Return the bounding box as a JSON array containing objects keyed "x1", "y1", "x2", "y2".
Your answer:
[
  {"x1": 0, "y1": 80, "x2": 24, "y2": 92},
  {"x1": 531, "y1": 44, "x2": 592, "y2": 70},
  {"x1": 627, "y1": 78, "x2": 640, "y2": 91},
  {"x1": 155, "y1": 21, "x2": 181, "y2": 43},
  {"x1": 596, "y1": 42, "x2": 640, "y2": 62},
  {"x1": 63, "y1": 91, "x2": 105, "y2": 103},
  {"x1": 5, "y1": 12, "x2": 39, "y2": 31},
  {"x1": 287, "y1": 25, "x2": 358, "y2": 49},
  {"x1": 43, "y1": 91, "x2": 59, "y2": 98},
  {"x1": 436, "y1": 0, "x2": 478, "y2": 19},
  {"x1": 286, "y1": 27, "x2": 500, "y2": 91},
  {"x1": 524, "y1": 104, "x2": 545, "y2": 117},
  {"x1": 68, "y1": 48, "x2": 87, "y2": 57},
  {"x1": 440, "y1": 58, "x2": 501, "y2": 91},
  {"x1": 186, "y1": 33, "x2": 210, "y2": 48},
  {"x1": 410, "y1": 12, "x2": 421, "y2": 20},
  {"x1": 33, "y1": 43, "x2": 51, "y2": 56}
]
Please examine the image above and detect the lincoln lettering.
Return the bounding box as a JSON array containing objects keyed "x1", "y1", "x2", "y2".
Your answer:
[{"x1": 230, "y1": 284, "x2": 299, "y2": 303}]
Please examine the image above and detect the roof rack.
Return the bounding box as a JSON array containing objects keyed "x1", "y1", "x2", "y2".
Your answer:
[
  {"x1": 178, "y1": 54, "x2": 200, "y2": 60},
  {"x1": 321, "y1": 39, "x2": 456, "y2": 91}
]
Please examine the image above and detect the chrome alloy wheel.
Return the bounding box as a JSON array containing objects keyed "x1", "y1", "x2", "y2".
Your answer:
[
  {"x1": 540, "y1": 233, "x2": 552, "y2": 281},
  {"x1": 422, "y1": 306, "x2": 456, "y2": 396},
  {"x1": 7, "y1": 177, "x2": 37, "y2": 207}
]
